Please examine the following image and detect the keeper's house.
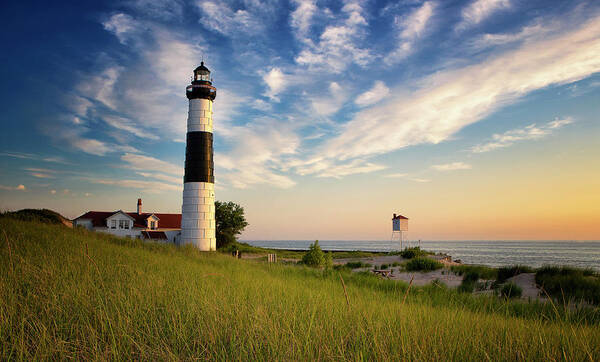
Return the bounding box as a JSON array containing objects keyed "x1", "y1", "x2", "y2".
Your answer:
[{"x1": 73, "y1": 199, "x2": 181, "y2": 243}]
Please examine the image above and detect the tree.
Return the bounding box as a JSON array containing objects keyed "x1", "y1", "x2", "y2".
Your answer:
[
  {"x1": 301, "y1": 240, "x2": 325, "y2": 267},
  {"x1": 215, "y1": 201, "x2": 248, "y2": 249}
]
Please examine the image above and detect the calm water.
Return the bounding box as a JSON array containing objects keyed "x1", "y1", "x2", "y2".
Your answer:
[{"x1": 243, "y1": 240, "x2": 600, "y2": 271}]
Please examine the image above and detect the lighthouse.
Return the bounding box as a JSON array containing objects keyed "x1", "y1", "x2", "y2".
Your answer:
[{"x1": 181, "y1": 62, "x2": 217, "y2": 251}]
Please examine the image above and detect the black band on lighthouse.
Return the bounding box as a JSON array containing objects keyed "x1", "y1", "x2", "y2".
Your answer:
[{"x1": 184, "y1": 131, "x2": 214, "y2": 183}]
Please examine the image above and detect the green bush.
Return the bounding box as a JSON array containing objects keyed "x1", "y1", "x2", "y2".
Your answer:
[
  {"x1": 500, "y1": 283, "x2": 523, "y2": 299},
  {"x1": 497, "y1": 265, "x2": 534, "y2": 283},
  {"x1": 400, "y1": 247, "x2": 426, "y2": 259},
  {"x1": 535, "y1": 266, "x2": 600, "y2": 305},
  {"x1": 301, "y1": 240, "x2": 325, "y2": 267},
  {"x1": 405, "y1": 257, "x2": 443, "y2": 272},
  {"x1": 345, "y1": 261, "x2": 372, "y2": 269},
  {"x1": 380, "y1": 264, "x2": 389, "y2": 270},
  {"x1": 451, "y1": 265, "x2": 497, "y2": 280}
]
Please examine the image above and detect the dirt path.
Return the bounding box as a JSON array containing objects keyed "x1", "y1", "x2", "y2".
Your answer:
[{"x1": 507, "y1": 273, "x2": 540, "y2": 299}]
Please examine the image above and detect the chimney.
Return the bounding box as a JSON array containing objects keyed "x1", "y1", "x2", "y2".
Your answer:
[{"x1": 137, "y1": 198, "x2": 142, "y2": 214}]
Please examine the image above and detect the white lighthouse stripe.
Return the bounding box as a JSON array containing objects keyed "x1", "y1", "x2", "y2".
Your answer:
[{"x1": 183, "y1": 182, "x2": 214, "y2": 190}]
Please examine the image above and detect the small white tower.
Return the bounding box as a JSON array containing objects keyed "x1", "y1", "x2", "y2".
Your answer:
[
  {"x1": 181, "y1": 62, "x2": 217, "y2": 251},
  {"x1": 391, "y1": 213, "x2": 409, "y2": 250}
]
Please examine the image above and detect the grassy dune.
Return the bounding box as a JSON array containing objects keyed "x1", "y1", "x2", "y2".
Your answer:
[{"x1": 1, "y1": 219, "x2": 599, "y2": 360}]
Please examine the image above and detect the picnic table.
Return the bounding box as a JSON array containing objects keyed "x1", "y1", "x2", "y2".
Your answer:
[{"x1": 373, "y1": 269, "x2": 392, "y2": 278}]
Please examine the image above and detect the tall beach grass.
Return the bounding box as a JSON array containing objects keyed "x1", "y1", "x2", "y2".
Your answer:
[{"x1": 1, "y1": 219, "x2": 599, "y2": 360}]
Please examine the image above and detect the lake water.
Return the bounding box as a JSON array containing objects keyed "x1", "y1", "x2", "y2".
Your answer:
[{"x1": 243, "y1": 240, "x2": 600, "y2": 271}]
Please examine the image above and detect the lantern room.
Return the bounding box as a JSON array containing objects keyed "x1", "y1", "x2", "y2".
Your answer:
[{"x1": 193, "y1": 62, "x2": 211, "y2": 83}]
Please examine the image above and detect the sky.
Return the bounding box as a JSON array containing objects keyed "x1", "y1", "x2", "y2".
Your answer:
[{"x1": 0, "y1": 0, "x2": 599, "y2": 241}]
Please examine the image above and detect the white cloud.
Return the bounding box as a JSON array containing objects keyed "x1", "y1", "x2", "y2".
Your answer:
[
  {"x1": 251, "y1": 99, "x2": 272, "y2": 112},
  {"x1": 469, "y1": 23, "x2": 549, "y2": 50},
  {"x1": 91, "y1": 178, "x2": 181, "y2": 193},
  {"x1": 196, "y1": 1, "x2": 263, "y2": 37},
  {"x1": 458, "y1": 0, "x2": 510, "y2": 30},
  {"x1": 320, "y1": 16, "x2": 600, "y2": 162},
  {"x1": 72, "y1": 137, "x2": 113, "y2": 156},
  {"x1": 136, "y1": 172, "x2": 182, "y2": 185},
  {"x1": 431, "y1": 162, "x2": 472, "y2": 171},
  {"x1": 316, "y1": 159, "x2": 387, "y2": 178},
  {"x1": 216, "y1": 118, "x2": 299, "y2": 189},
  {"x1": 102, "y1": 115, "x2": 160, "y2": 140},
  {"x1": 103, "y1": 13, "x2": 141, "y2": 44},
  {"x1": 121, "y1": 153, "x2": 183, "y2": 176},
  {"x1": 0, "y1": 184, "x2": 26, "y2": 191},
  {"x1": 290, "y1": 0, "x2": 317, "y2": 41},
  {"x1": 384, "y1": 173, "x2": 431, "y2": 182},
  {"x1": 385, "y1": 1, "x2": 435, "y2": 65},
  {"x1": 295, "y1": 0, "x2": 371, "y2": 73},
  {"x1": 263, "y1": 68, "x2": 287, "y2": 101},
  {"x1": 0, "y1": 152, "x2": 68, "y2": 164},
  {"x1": 472, "y1": 117, "x2": 573, "y2": 153},
  {"x1": 355, "y1": 81, "x2": 390, "y2": 107},
  {"x1": 310, "y1": 81, "x2": 348, "y2": 116}
]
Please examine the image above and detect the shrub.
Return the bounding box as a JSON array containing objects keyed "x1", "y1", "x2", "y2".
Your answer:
[
  {"x1": 535, "y1": 266, "x2": 600, "y2": 305},
  {"x1": 458, "y1": 281, "x2": 475, "y2": 293},
  {"x1": 405, "y1": 257, "x2": 443, "y2": 272},
  {"x1": 400, "y1": 247, "x2": 426, "y2": 259},
  {"x1": 301, "y1": 240, "x2": 325, "y2": 267},
  {"x1": 380, "y1": 264, "x2": 389, "y2": 270},
  {"x1": 497, "y1": 265, "x2": 534, "y2": 283},
  {"x1": 451, "y1": 265, "x2": 497, "y2": 280},
  {"x1": 345, "y1": 261, "x2": 372, "y2": 269},
  {"x1": 500, "y1": 283, "x2": 523, "y2": 299}
]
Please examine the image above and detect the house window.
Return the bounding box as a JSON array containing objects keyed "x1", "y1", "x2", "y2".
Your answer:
[
  {"x1": 111, "y1": 220, "x2": 117, "y2": 229},
  {"x1": 119, "y1": 220, "x2": 129, "y2": 229},
  {"x1": 150, "y1": 221, "x2": 156, "y2": 230}
]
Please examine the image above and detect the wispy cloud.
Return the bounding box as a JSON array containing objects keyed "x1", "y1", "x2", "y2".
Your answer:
[
  {"x1": 263, "y1": 68, "x2": 287, "y2": 101},
  {"x1": 431, "y1": 162, "x2": 472, "y2": 171},
  {"x1": 90, "y1": 178, "x2": 181, "y2": 193},
  {"x1": 457, "y1": 0, "x2": 511, "y2": 31},
  {"x1": 295, "y1": 0, "x2": 371, "y2": 73},
  {"x1": 472, "y1": 117, "x2": 574, "y2": 153},
  {"x1": 355, "y1": 81, "x2": 390, "y2": 107},
  {"x1": 319, "y1": 15, "x2": 600, "y2": 162},
  {"x1": 0, "y1": 152, "x2": 69, "y2": 164},
  {"x1": 384, "y1": 173, "x2": 431, "y2": 182},
  {"x1": 121, "y1": 153, "x2": 183, "y2": 176},
  {"x1": 385, "y1": 1, "x2": 436, "y2": 65},
  {"x1": 0, "y1": 184, "x2": 26, "y2": 191},
  {"x1": 310, "y1": 82, "x2": 348, "y2": 116},
  {"x1": 195, "y1": 1, "x2": 264, "y2": 37}
]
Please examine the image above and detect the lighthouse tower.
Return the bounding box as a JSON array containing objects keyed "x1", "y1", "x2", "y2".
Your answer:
[{"x1": 181, "y1": 62, "x2": 217, "y2": 251}]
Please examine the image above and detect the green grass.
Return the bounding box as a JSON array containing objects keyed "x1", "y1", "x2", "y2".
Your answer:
[
  {"x1": 451, "y1": 264, "x2": 498, "y2": 280},
  {"x1": 221, "y1": 241, "x2": 382, "y2": 260},
  {"x1": 536, "y1": 266, "x2": 600, "y2": 305},
  {"x1": 398, "y1": 246, "x2": 428, "y2": 259},
  {"x1": 405, "y1": 257, "x2": 443, "y2": 272},
  {"x1": 345, "y1": 261, "x2": 372, "y2": 269},
  {"x1": 500, "y1": 283, "x2": 523, "y2": 299},
  {"x1": 2, "y1": 219, "x2": 600, "y2": 360},
  {"x1": 497, "y1": 265, "x2": 535, "y2": 283}
]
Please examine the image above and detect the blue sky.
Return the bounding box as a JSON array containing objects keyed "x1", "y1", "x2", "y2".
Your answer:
[{"x1": 1, "y1": 0, "x2": 599, "y2": 240}]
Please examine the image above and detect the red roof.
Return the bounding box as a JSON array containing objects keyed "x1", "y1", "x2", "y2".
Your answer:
[
  {"x1": 75, "y1": 211, "x2": 181, "y2": 228},
  {"x1": 392, "y1": 214, "x2": 408, "y2": 220}
]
